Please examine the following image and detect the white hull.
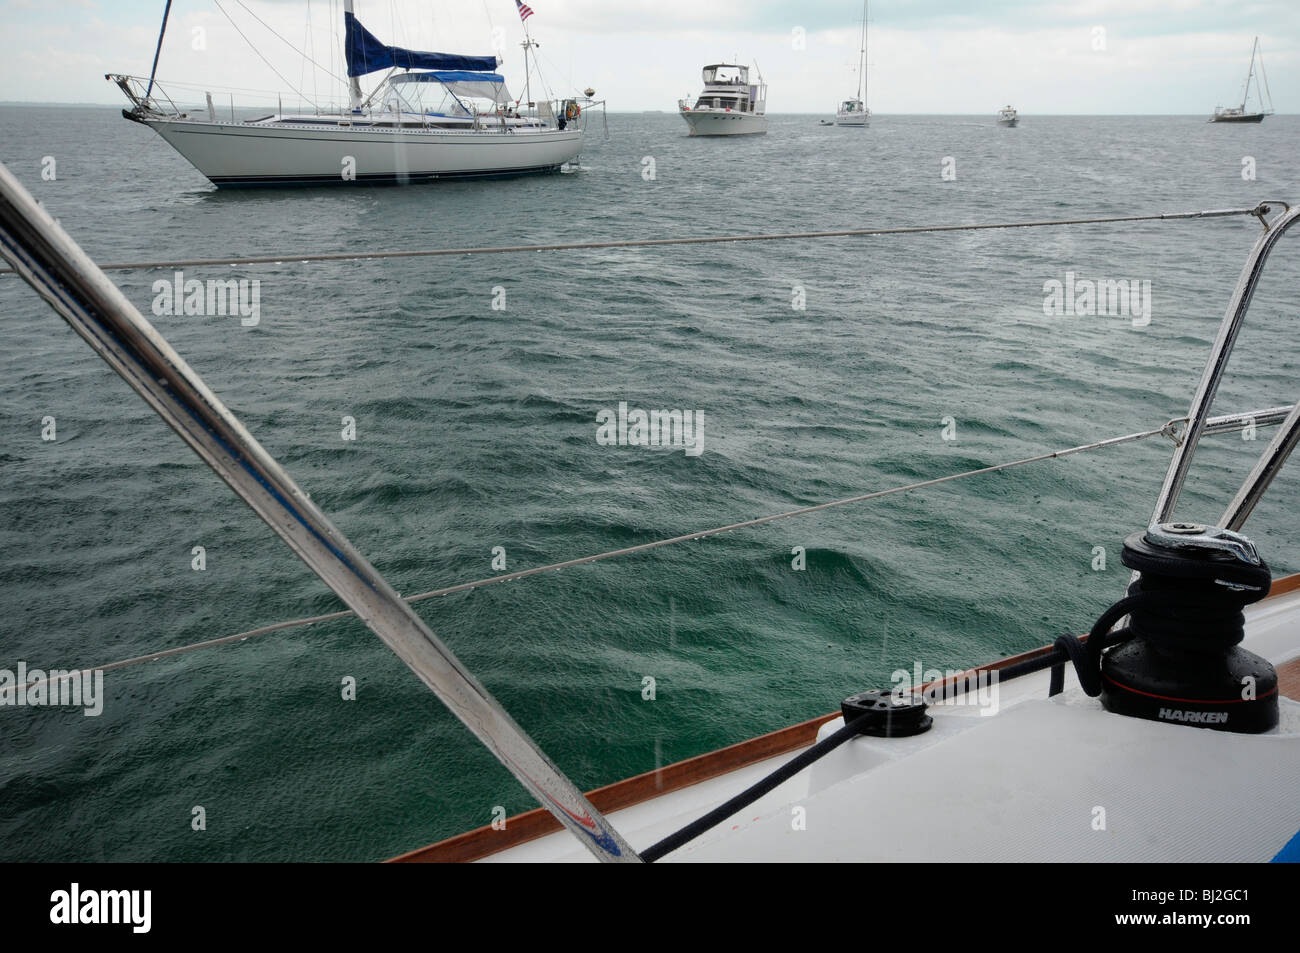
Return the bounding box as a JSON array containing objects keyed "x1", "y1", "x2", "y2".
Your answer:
[
  {"x1": 835, "y1": 113, "x2": 868, "y2": 126},
  {"x1": 678, "y1": 109, "x2": 767, "y2": 137},
  {"x1": 997, "y1": 117, "x2": 1019, "y2": 127},
  {"x1": 141, "y1": 116, "x2": 584, "y2": 187}
]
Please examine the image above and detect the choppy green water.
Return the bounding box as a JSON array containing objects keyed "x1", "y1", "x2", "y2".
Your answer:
[{"x1": 1, "y1": 107, "x2": 1298, "y2": 861}]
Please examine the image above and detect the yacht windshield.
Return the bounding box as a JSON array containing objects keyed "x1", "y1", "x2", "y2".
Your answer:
[{"x1": 702, "y1": 65, "x2": 747, "y2": 85}]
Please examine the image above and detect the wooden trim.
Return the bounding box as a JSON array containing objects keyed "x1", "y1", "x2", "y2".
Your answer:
[
  {"x1": 1270, "y1": 575, "x2": 1300, "y2": 701},
  {"x1": 1267, "y1": 572, "x2": 1300, "y2": 599},
  {"x1": 388, "y1": 571, "x2": 1300, "y2": 863},
  {"x1": 388, "y1": 711, "x2": 840, "y2": 863},
  {"x1": 1279, "y1": 657, "x2": 1300, "y2": 702}
]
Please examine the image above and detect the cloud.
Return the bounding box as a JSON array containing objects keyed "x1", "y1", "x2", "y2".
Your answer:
[{"x1": 1, "y1": 0, "x2": 1293, "y2": 113}]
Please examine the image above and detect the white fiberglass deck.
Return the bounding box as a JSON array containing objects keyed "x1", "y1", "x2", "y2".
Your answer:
[{"x1": 485, "y1": 588, "x2": 1300, "y2": 862}]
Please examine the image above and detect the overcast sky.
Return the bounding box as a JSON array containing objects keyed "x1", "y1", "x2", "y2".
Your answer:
[{"x1": 3, "y1": 0, "x2": 1295, "y2": 113}]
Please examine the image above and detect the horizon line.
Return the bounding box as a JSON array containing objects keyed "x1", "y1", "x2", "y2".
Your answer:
[{"x1": 0, "y1": 101, "x2": 1292, "y2": 117}]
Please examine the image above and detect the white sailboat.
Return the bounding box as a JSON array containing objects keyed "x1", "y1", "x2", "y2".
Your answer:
[
  {"x1": 835, "y1": 0, "x2": 871, "y2": 126},
  {"x1": 997, "y1": 105, "x2": 1019, "y2": 127},
  {"x1": 108, "y1": 1, "x2": 585, "y2": 187},
  {"x1": 677, "y1": 64, "x2": 768, "y2": 136},
  {"x1": 1210, "y1": 36, "x2": 1274, "y2": 123}
]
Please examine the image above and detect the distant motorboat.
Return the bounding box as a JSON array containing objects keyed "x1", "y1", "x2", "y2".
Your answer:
[
  {"x1": 997, "y1": 105, "x2": 1019, "y2": 127},
  {"x1": 835, "y1": 0, "x2": 871, "y2": 126},
  {"x1": 1209, "y1": 37, "x2": 1274, "y2": 123},
  {"x1": 678, "y1": 64, "x2": 767, "y2": 136}
]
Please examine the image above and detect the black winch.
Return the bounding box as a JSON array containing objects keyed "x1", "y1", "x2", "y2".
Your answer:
[{"x1": 1098, "y1": 522, "x2": 1278, "y2": 733}]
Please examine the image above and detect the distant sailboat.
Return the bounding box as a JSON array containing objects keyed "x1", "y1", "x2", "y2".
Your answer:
[
  {"x1": 108, "y1": 1, "x2": 586, "y2": 187},
  {"x1": 835, "y1": 0, "x2": 870, "y2": 126},
  {"x1": 997, "y1": 105, "x2": 1018, "y2": 127},
  {"x1": 1210, "y1": 37, "x2": 1274, "y2": 123}
]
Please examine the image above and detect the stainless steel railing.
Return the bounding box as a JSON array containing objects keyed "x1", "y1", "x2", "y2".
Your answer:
[{"x1": 1147, "y1": 202, "x2": 1300, "y2": 531}]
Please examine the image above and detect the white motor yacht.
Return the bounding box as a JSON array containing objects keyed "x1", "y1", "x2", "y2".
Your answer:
[{"x1": 678, "y1": 64, "x2": 767, "y2": 136}]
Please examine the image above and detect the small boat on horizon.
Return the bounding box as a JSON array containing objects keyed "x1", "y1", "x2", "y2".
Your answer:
[
  {"x1": 1209, "y1": 36, "x2": 1274, "y2": 123},
  {"x1": 678, "y1": 63, "x2": 768, "y2": 136},
  {"x1": 834, "y1": 0, "x2": 871, "y2": 127},
  {"x1": 997, "y1": 105, "x2": 1019, "y2": 127}
]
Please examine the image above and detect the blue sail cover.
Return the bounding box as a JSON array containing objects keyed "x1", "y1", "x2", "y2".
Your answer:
[{"x1": 344, "y1": 12, "x2": 498, "y2": 77}]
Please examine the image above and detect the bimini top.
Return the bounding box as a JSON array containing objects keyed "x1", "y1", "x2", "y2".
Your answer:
[
  {"x1": 389, "y1": 70, "x2": 513, "y2": 105},
  {"x1": 344, "y1": 11, "x2": 498, "y2": 77}
]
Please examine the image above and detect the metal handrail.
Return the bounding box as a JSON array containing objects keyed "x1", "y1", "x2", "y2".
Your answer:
[
  {"x1": 1149, "y1": 202, "x2": 1300, "y2": 531},
  {"x1": 108, "y1": 73, "x2": 185, "y2": 118}
]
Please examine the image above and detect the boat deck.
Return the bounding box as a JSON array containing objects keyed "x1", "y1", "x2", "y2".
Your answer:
[{"x1": 393, "y1": 578, "x2": 1300, "y2": 863}]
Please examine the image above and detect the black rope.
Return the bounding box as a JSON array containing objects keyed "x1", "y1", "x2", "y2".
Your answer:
[
  {"x1": 640, "y1": 714, "x2": 870, "y2": 863},
  {"x1": 1048, "y1": 593, "x2": 1145, "y2": 696},
  {"x1": 642, "y1": 571, "x2": 1273, "y2": 860},
  {"x1": 1049, "y1": 582, "x2": 1262, "y2": 696},
  {"x1": 642, "y1": 612, "x2": 1138, "y2": 862}
]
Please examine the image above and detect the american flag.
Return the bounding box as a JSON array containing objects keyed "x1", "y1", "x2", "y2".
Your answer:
[{"x1": 515, "y1": 0, "x2": 534, "y2": 22}]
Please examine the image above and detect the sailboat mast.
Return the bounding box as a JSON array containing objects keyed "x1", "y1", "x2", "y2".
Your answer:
[
  {"x1": 344, "y1": 0, "x2": 363, "y2": 111},
  {"x1": 522, "y1": 36, "x2": 532, "y2": 109},
  {"x1": 864, "y1": 0, "x2": 869, "y2": 104},
  {"x1": 857, "y1": 0, "x2": 867, "y2": 101},
  {"x1": 1241, "y1": 36, "x2": 1258, "y2": 110}
]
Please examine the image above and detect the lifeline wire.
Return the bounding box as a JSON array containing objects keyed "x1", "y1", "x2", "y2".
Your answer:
[
  {"x1": 2, "y1": 203, "x2": 1286, "y2": 697},
  {"x1": 3, "y1": 419, "x2": 1181, "y2": 699},
  {"x1": 0, "y1": 205, "x2": 1279, "y2": 276}
]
